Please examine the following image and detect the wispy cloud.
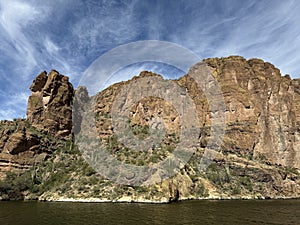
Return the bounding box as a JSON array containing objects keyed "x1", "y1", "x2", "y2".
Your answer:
[
  {"x1": 0, "y1": 0, "x2": 81, "y2": 119},
  {"x1": 0, "y1": 90, "x2": 28, "y2": 119},
  {"x1": 167, "y1": 0, "x2": 300, "y2": 77},
  {"x1": 0, "y1": 0, "x2": 47, "y2": 76}
]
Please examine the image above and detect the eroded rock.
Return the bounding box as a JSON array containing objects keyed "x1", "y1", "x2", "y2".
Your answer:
[{"x1": 27, "y1": 70, "x2": 74, "y2": 138}]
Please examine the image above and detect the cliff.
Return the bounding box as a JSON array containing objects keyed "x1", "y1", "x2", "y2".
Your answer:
[
  {"x1": 27, "y1": 70, "x2": 74, "y2": 138},
  {"x1": 0, "y1": 70, "x2": 74, "y2": 179},
  {"x1": 203, "y1": 56, "x2": 300, "y2": 169},
  {"x1": 0, "y1": 56, "x2": 299, "y2": 202}
]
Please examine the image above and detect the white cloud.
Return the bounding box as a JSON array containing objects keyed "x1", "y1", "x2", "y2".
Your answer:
[
  {"x1": 170, "y1": 0, "x2": 300, "y2": 77},
  {"x1": 44, "y1": 38, "x2": 60, "y2": 54},
  {"x1": 0, "y1": 109, "x2": 20, "y2": 120},
  {"x1": 71, "y1": 0, "x2": 139, "y2": 53},
  {"x1": 0, "y1": 90, "x2": 29, "y2": 120},
  {"x1": 0, "y1": 0, "x2": 47, "y2": 75}
]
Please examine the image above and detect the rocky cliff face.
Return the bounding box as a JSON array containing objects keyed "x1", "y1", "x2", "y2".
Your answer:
[
  {"x1": 203, "y1": 56, "x2": 300, "y2": 169},
  {"x1": 91, "y1": 56, "x2": 300, "y2": 200},
  {"x1": 0, "y1": 70, "x2": 74, "y2": 179},
  {"x1": 95, "y1": 57, "x2": 300, "y2": 170},
  {"x1": 27, "y1": 70, "x2": 74, "y2": 138},
  {"x1": 0, "y1": 56, "x2": 299, "y2": 201},
  {"x1": 0, "y1": 120, "x2": 41, "y2": 178}
]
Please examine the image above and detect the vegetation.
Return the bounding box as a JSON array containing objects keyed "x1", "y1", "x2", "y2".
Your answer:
[
  {"x1": 1, "y1": 120, "x2": 299, "y2": 202},
  {"x1": 105, "y1": 130, "x2": 179, "y2": 166},
  {"x1": 0, "y1": 172, "x2": 33, "y2": 200}
]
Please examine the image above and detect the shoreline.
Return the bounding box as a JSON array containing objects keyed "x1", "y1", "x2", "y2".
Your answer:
[
  {"x1": 34, "y1": 195, "x2": 300, "y2": 204},
  {"x1": 1, "y1": 195, "x2": 299, "y2": 203}
]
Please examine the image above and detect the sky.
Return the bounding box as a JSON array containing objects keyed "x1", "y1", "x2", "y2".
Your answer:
[{"x1": 0, "y1": 0, "x2": 300, "y2": 120}]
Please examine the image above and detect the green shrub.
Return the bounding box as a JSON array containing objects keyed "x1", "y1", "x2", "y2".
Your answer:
[
  {"x1": 232, "y1": 185, "x2": 241, "y2": 195},
  {"x1": 0, "y1": 171, "x2": 34, "y2": 200}
]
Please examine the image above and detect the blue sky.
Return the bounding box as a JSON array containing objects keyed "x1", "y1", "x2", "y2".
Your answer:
[{"x1": 0, "y1": 0, "x2": 300, "y2": 119}]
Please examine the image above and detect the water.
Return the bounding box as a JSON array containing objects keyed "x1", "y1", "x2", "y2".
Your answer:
[{"x1": 0, "y1": 200, "x2": 299, "y2": 225}]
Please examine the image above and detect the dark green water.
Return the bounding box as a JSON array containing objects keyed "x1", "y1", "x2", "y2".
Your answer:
[{"x1": 0, "y1": 200, "x2": 299, "y2": 225}]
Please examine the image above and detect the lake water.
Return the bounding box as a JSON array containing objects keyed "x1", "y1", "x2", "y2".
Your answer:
[{"x1": 0, "y1": 200, "x2": 299, "y2": 225}]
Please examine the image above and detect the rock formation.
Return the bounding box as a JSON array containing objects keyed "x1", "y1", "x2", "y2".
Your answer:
[
  {"x1": 203, "y1": 56, "x2": 300, "y2": 169},
  {"x1": 27, "y1": 70, "x2": 74, "y2": 138},
  {"x1": 0, "y1": 56, "x2": 299, "y2": 201},
  {"x1": 90, "y1": 56, "x2": 300, "y2": 200},
  {"x1": 0, "y1": 120, "x2": 47, "y2": 178},
  {"x1": 0, "y1": 70, "x2": 74, "y2": 178},
  {"x1": 94, "y1": 57, "x2": 300, "y2": 170}
]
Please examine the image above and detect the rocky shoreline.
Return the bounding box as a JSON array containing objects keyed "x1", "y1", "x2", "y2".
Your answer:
[{"x1": 20, "y1": 195, "x2": 300, "y2": 204}]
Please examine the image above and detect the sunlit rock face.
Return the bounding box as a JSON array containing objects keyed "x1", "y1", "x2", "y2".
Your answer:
[
  {"x1": 0, "y1": 56, "x2": 299, "y2": 200},
  {"x1": 203, "y1": 56, "x2": 300, "y2": 169},
  {"x1": 88, "y1": 57, "x2": 300, "y2": 199},
  {"x1": 95, "y1": 57, "x2": 300, "y2": 169},
  {"x1": 0, "y1": 70, "x2": 74, "y2": 178},
  {"x1": 27, "y1": 70, "x2": 74, "y2": 138}
]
